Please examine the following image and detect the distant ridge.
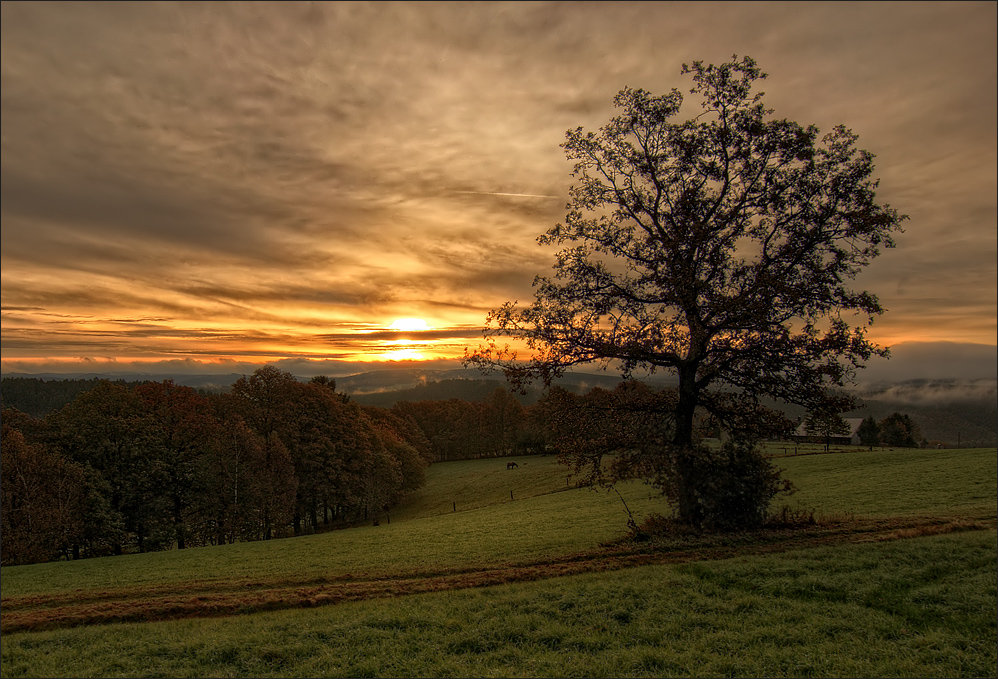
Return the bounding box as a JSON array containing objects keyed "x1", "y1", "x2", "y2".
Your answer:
[
  {"x1": 0, "y1": 372, "x2": 247, "y2": 391},
  {"x1": 1, "y1": 367, "x2": 664, "y2": 397},
  {"x1": 3, "y1": 372, "x2": 994, "y2": 447}
]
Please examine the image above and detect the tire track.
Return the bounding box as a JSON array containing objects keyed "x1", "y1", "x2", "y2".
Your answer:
[{"x1": 2, "y1": 515, "x2": 993, "y2": 633}]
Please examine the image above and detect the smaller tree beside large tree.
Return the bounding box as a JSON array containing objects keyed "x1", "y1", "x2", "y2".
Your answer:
[{"x1": 467, "y1": 56, "x2": 906, "y2": 529}]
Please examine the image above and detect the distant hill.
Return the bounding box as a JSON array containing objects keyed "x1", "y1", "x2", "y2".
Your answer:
[
  {"x1": 1, "y1": 377, "x2": 141, "y2": 419},
  {"x1": 339, "y1": 368, "x2": 653, "y2": 406},
  {"x1": 0, "y1": 374, "x2": 244, "y2": 418},
  {"x1": 843, "y1": 379, "x2": 997, "y2": 447},
  {"x1": 1, "y1": 372, "x2": 245, "y2": 391},
  {"x1": 349, "y1": 378, "x2": 531, "y2": 407}
]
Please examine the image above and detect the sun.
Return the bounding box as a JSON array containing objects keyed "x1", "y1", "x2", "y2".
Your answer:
[
  {"x1": 380, "y1": 348, "x2": 425, "y2": 361},
  {"x1": 388, "y1": 318, "x2": 431, "y2": 332}
]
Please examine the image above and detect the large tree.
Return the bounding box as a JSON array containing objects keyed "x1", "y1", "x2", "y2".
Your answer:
[{"x1": 467, "y1": 56, "x2": 905, "y2": 526}]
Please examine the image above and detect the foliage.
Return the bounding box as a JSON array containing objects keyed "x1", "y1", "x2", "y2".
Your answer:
[
  {"x1": 0, "y1": 377, "x2": 141, "y2": 418},
  {"x1": 857, "y1": 415, "x2": 881, "y2": 447},
  {"x1": 46, "y1": 381, "x2": 173, "y2": 554},
  {"x1": 467, "y1": 56, "x2": 906, "y2": 527},
  {"x1": 804, "y1": 410, "x2": 851, "y2": 439},
  {"x1": 391, "y1": 386, "x2": 539, "y2": 462},
  {"x1": 879, "y1": 411, "x2": 922, "y2": 448},
  {"x1": 0, "y1": 420, "x2": 87, "y2": 565},
  {"x1": 1, "y1": 368, "x2": 431, "y2": 563},
  {"x1": 804, "y1": 407, "x2": 853, "y2": 451},
  {"x1": 656, "y1": 440, "x2": 795, "y2": 530},
  {"x1": 532, "y1": 381, "x2": 794, "y2": 529},
  {"x1": 217, "y1": 367, "x2": 430, "y2": 533},
  {"x1": 134, "y1": 381, "x2": 222, "y2": 549}
]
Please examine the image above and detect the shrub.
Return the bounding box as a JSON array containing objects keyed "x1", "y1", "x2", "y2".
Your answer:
[{"x1": 657, "y1": 440, "x2": 796, "y2": 531}]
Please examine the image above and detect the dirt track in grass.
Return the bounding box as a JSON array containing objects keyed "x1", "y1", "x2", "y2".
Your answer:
[{"x1": 3, "y1": 515, "x2": 994, "y2": 633}]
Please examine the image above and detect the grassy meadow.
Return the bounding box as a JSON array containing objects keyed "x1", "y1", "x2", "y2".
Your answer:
[{"x1": 1, "y1": 447, "x2": 996, "y2": 677}]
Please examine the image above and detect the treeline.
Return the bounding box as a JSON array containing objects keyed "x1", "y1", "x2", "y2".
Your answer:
[
  {"x1": 390, "y1": 387, "x2": 545, "y2": 461},
  {"x1": 1, "y1": 367, "x2": 432, "y2": 565},
  {"x1": 352, "y1": 378, "x2": 540, "y2": 409},
  {"x1": 856, "y1": 413, "x2": 923, "y2": 448},
  {"x1": 0, "y1": 371, "x2": 602, "y2": 565},
  {"x1": 848, "y1": 398, "x2": 997, "y2": 448}
]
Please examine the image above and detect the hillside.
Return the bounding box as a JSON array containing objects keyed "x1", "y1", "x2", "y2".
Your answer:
[{"x1": 843, "y1": 379, "x2": 998, "y2": 447}]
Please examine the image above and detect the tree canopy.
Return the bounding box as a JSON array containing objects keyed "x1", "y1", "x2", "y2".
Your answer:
[{"x1": 468, "y1": 56, "x2": 906, "y2": 526}]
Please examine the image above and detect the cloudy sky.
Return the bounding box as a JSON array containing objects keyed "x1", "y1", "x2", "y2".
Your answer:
[{"x1": 2, "y1": 1, "x2": 995, "y2": 379}]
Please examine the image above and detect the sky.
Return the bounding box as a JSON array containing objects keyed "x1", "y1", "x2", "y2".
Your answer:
[{"x1": 1, "y1": 1, "x2": 996, "y2": 381}]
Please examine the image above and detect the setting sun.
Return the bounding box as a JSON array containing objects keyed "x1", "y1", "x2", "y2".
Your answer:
[
  {"x1": 380, "y1": 348, "x2": 425, "y2": 361},
  {"x1": 389, "y1": 318, "x2": 431, "y2": 332}
]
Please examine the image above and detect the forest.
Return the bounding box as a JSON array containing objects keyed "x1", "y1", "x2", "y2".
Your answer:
[{"x1": 0, "y1": 368, "x2": 558, "y2": 566}]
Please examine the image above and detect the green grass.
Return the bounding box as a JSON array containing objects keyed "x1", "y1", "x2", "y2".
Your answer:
[
  {"x1": 2, "y1": 530, "x2": 993, "y2": 678},
  {"x1": 0, "y1": 478, "x2": 655, "y2": 599},
  {"x1": 389, "y1": 454, "x2": 578, "y2": 521},
  {"x1": 774, "y1": 447, "x2": 997, "y2": 518},
  {"x1": 2, "y1": 446, "x2": 996, "y2": 678},
  {"x1": 1, "y1": 449, "x2": 994, "y2": 599}
]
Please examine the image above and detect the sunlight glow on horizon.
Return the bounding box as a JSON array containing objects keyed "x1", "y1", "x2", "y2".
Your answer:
[
  {"x1": 1, "y1": 3, "x2": 994, "y2": 380},
  {"x1": 388, "y1": 318, "x2": 432, "y2": 332},
  {"x1": 379, "y1": 348, "x2": 426, "y2": 361}
]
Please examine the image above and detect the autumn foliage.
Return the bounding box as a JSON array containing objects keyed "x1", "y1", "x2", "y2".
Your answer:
[{"x1": 0, "y1": 367, "x2": 435, "y2": 565}]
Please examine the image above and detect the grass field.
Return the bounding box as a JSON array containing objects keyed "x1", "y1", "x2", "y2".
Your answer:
[{"x1": 2, "y1": 447, "x2": 996, "y2": 677}]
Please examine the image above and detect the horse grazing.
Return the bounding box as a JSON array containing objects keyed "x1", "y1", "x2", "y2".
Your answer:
[{"x1": 506, "y1": 461, "x2": 519, "y2": 469}]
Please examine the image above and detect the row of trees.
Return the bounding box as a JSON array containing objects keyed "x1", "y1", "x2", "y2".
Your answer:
[
  {"x1": 391, "y1": 386, "x2": 543, "y2": 461},
  {"x1": 1, "y1": 367, "x2": 431, "y2": 565},
  {"x1": 803, "y1": 410, "x2": 924, "y2": 449},
  {"x1": 857, "y1": 413, "x2": 923, "y2": 448}
]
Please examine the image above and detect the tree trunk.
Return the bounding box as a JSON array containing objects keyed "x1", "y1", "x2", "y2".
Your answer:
[
  {"x1": 174, "y1": 494, "x2": 186, "y2": 549},
  {"x1": 672, "y1": 364, "x2": 699, "y2": 448},
  {"x1": 671, "y1": 363, "x2": 701, "y2": 524}
]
